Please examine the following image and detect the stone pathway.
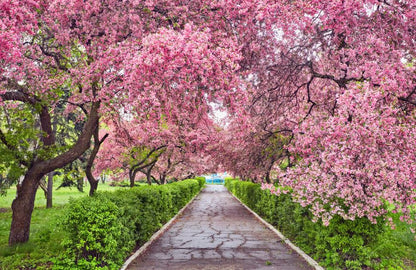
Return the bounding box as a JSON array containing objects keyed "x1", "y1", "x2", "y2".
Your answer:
[{"x1": 127, "y1": 185, "x2": 314, "y2": 270}]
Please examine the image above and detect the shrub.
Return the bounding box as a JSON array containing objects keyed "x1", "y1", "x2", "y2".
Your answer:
[
  {"x1": 58, "y1": 178, "x2": 203, "y2": 269},
  {"x1": 57, "y1": 194, "x2": 134, "y2": 269}
]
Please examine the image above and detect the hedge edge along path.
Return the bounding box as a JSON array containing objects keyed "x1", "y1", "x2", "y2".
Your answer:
[
  {"x1": 228, "y1": 190, "x2": 324, "y2": 270},
  {"x1": 120, "y1": 187, "x2": 203, "y2": 270}
]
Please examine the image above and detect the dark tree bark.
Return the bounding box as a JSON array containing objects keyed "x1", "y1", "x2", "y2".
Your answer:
[
  {"x1": 85, "y1": 122, "x2": 108, "y2": 196},
  {"x1": 143, "y1": 162, "x2": 156, "y2": 185},
  {"x1": 151, "y1": 175, "x2": 160, "y2": 185},
  {"x1": 129, "y1": 169, "x2": 137, "y2": 188},
  {"x1": 88, "y1": 179, "x2": 98, "y2": 196},
  {"x1": 159, "y1": 174, "x2": 167, "y2": 185},
  {"x1": 264, "y1": 160, "x2": 274, "y2": 184},
  {"x1": 182, "y1": 173, "x2": 195, "y2": 180},
  {"x1": 158, "y1": 157, "x2": 180, "y2": 185},
  {"x1": 265, "y1": 172, "x2": 271, "y2": 184},
  {"x1": 9, "y1": 170, "x2": 42, "y2": 245}
]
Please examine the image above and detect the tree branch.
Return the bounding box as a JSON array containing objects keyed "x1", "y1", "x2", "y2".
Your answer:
[{"x1": 37, "y1": 101, "x2": 101, "y2": 174}]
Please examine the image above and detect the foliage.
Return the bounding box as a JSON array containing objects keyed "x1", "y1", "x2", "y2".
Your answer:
[
  {"x1": 0, "y1": 103, "x2": 39, "y2": 186},
  {"x1": 0, "y1": 179, "x2": 204, "y2": 269},
  {"x1": 194, "y1": 176, "x2": 206, "y2": 188},
  {"x1": 57, "y1": 195, "x2": 133, "y2": 269},
  {"x1": 56, "y1": 179, "x2": 204, "y2": 269},
  {"x1": 225, "y1": 179, "x2": 416, "y2": 269}
]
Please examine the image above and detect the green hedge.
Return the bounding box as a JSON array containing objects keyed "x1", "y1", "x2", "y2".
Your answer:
[
  {"x1": 194, "y1": 176, "x2": 206, "y2": 188},
  {"x1": 55, "y1": 179, "x2": 205, "y2": 269},
  {"x1": 225, "y1": 179, "x2": 390, "y2": 270}
]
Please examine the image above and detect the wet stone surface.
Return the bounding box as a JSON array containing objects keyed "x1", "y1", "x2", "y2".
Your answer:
[{"x1": 127, "y1": 185, "x2": 313, "y2": 270}]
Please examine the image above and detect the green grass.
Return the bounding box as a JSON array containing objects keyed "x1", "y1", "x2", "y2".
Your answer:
[
  {"x1": 0, "y1": 182, "x2": 121, "y2": 269},
  {"x1": 0, "y1": 207, "x2": 66, "y2": 269},
  {"x1": 0, "y1": 182, "x2": 120, "y2": 209}
]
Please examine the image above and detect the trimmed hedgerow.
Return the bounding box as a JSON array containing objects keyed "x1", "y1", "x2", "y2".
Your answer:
[
  {"x1": 224, "y1": 179, "x2": 407, "y2": 270},
  {"x1": 194, "y1": 176, "x2": 206, "y2": 188},
  {"x1": 55, "y1": 178, "x2": 204, "y2": 269}
]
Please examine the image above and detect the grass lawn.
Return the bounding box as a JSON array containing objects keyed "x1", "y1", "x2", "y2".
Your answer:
[
  {"x1": 0, "y1": 182, "x2": 121, "y2": 269},
  {"x1": 0, "y1": 207, "x2": 65, "y2": 269},
  {"x1": 0, "y1": 182, "x2": 120, "y2": 209}
]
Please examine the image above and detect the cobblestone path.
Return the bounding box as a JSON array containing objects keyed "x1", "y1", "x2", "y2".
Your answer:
[{"x1": 127, "y1": 185, "x2": 314, "y2": 270}]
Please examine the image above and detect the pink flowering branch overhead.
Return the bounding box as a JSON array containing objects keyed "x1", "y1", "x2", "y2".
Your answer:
[{"x1": 220, "y1": 0, "x2": 416, "y2": 226}]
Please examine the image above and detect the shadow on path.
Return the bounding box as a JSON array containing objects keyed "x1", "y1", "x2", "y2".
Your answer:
[{"x1": 127, "y1": 185, "x2": 314, "y2": 270}]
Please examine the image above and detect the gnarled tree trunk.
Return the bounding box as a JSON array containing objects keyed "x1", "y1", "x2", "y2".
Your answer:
[
  {"x1": 9, "y1": 170, "x2": 42, "y2": 245},
  {"x1": 85, "y1": 123, "x2": 108, "y2": 196}
]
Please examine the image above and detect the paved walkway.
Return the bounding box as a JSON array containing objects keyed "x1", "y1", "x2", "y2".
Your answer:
[{"x1": 127, "y1": 185, "x2": 313, "y2": 270}]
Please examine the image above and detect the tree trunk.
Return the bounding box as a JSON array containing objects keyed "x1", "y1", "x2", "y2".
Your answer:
[
  {"x1": 129, "y1": 169, "x2": 137, "y2": 188},
  {"x1": 160, "y1": 174, "x2": 166, "y2": 185},
  {"x1": 37, "y1": 172, "x2": 53, "y2": 207},
  {"x1": 265, "y1": 170, "x2": 271, "y2": 184},
  {"x1": 85, "y1": 123, "x2": 108, "y2": 196},
  {"x1": 128, "y1": 146, "x2": 165, "y2": 187},
  {"x1": 46, "y1": 172, "x2": 53, "y2": 208},
  {"x1": 264, "y1": 159, "x2": 274, "y2": 184},
  {"x1": 46, "y1": 113, "x2": 57, "y2": 208},
  {"x1": 183, "y1": 173, "x2": 195, "y2": 180},
  {"x1": 9, "y1": 170, "x2": 42, "y2": 245},
  {"x1": 145, "y1": 162, "x2": 156, "y2": 185},
  {"x1": 152, "y1": 175, "x2": 160, "y2": 185},
  {"x1": 146, "y1": 170, "x2": 152, "y2": 185},
  {"x1": 88, "y1": 180, "x2": 98, "y2": 196},
  {"x1": 86, "y1": 168, "x2": 99, "y2": 195}
]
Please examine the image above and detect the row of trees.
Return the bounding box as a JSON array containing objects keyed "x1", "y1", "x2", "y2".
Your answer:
[
  {"x1": 217, "y1": 0, "x2": 416, "y2": 227},
  {"x1": 1, "y1": 0, "x2": 415, "y2": 247},
  {"x1": 94, "y1": 112, "x2": 219, "y2": 187}
]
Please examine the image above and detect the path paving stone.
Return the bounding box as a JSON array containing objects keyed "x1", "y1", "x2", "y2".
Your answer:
[{"x1": 127, "y1": 185, "x2": 314, "y2": 270}]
